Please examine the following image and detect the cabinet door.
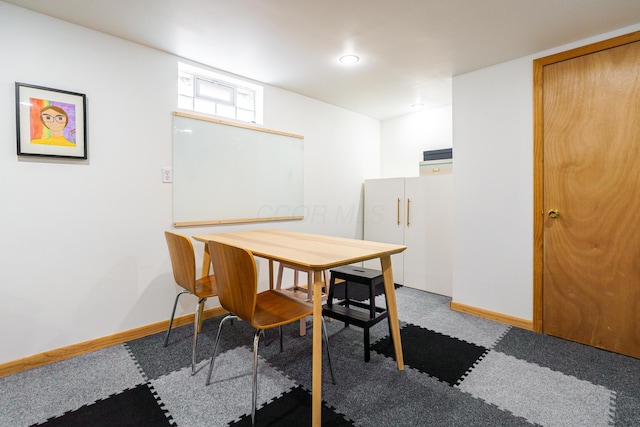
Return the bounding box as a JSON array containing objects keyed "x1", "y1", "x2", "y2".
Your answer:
[
  {"x1": 363, "y1": 178, "x2": 405, "y2": 282},
  {"x1": 404, "y1": 176, "x2": 452, "y2": 296}
]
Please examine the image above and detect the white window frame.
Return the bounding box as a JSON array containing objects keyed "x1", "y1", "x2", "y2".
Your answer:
[{"x1": 178, "y1": 62, "x2": 264, "y2": 124}]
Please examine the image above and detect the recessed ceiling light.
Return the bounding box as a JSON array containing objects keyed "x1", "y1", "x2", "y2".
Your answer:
[{"x1": 339, "y1": 54, "x2": 360, "y2": 64}]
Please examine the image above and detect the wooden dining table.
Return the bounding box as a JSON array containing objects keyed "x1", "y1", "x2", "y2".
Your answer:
[{"x1": 193, "y1": 229, "x2": 406, "y2": 426}]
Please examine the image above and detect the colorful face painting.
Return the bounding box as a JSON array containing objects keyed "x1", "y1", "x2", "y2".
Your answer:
[{"x1": 29, "y1": 98, "x2": 77, "y2": 147}]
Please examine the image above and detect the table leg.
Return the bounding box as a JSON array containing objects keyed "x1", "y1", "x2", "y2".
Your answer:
[
  {"x1": 380, "y1": 255, "x2": 404, "y2": 370},
  {"x1": 269, "y1": 260, "x2": 274, "y2": 290},
  {"x1": 201, "y1": 243, "x2": 212, "y2": 278},
  {"x1": 311, "y1": 270, "x2": 323, "y2": 427}
]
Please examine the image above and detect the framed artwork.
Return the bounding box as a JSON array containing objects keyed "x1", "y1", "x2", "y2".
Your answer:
[{"x1": 15, "y1": 82, "x2": 87, "y2": 159}]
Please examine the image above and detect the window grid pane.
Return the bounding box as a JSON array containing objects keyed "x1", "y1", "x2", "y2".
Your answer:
[
  {"x1": 177, "y1": 64, "x2": 262, "y2": 124},
  {"x1": 237, "y1": 87, "x2": 255, "y2": 110},
  {"x1": 216, "y1": 103, "x2": 236, "y2": 119},
  {"x1": 177, "y1": 95, "x2": 194, "y2": 110},
  {"x1": 194, "y1": 98, "x2": 216, "y2": 115},
  {"x1": 236, "y1": 108, "x2": 255, "y2": 123},
  {"x1": 196, "y1": 78, "x2": 235, "y2": 105},
  {"x1": 178, "y1": 72, "x2": 194, "y2": 97}
]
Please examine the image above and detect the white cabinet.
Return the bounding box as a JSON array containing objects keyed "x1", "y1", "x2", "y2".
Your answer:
[{"x1": 363, "y1": 176, "x2": 452, "y2": 296}]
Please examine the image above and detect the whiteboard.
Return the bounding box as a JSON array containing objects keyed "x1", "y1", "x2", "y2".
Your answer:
[{"x1": 172, "y1": 112, "x2": 304, "y2": 226}]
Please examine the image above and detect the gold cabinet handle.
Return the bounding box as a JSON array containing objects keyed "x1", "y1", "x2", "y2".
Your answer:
[
  {"x1": 548, "y1": 209, "x2": 560, "y2": 219},
  {"x1": 407, "y1": 198, "x2": 411, "y2": 226},
  {"x1": 397, "y1": 198, "x2": 401, "y2": 225}
]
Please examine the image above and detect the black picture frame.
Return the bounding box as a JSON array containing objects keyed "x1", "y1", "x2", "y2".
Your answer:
[{"x1": 16, "y1": 82, "x2": 87, "y2": 159}]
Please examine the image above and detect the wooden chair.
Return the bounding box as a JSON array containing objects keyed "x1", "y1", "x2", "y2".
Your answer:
[
  {"x1": 205, "y1": 241, "x2": 335, "y2": 427},
  {"x1": 164, "y1": 231, "x2": 218, "y2": 375},
  {"x1": 275, "y1": 262, "x2": 330, "y2": 336}
]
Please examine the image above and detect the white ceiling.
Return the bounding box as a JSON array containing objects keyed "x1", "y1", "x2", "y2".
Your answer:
[{"x1": 6, "y1": 0, "x2": 640, "y2": 120}]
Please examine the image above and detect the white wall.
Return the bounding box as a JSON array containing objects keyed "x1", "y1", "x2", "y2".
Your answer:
[
  {"x1": 0, "y1": 3, "x2": 379, "y2": 365},
  {"x1": 380, "y1": 104, "x2": 453, "y2": 178},
  {"x1": 451, "y1": 23, "x2": 640, "y2": 320}
]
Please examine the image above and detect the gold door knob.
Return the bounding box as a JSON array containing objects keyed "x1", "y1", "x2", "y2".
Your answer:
[{"x1": 548, "y1": 209, "x2": 560, "y2": 219}]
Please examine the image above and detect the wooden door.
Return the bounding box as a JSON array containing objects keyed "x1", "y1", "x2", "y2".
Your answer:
[{"x1": 538, "y1": 38, "x2": 640, "y2": 358}]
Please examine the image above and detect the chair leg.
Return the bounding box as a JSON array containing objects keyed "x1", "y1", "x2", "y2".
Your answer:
[
  {"x1": 279, "y1": 325, "x2": 283, "y2": 352},
  {"x1": 299, "y1": 318, "x2": 307, "y2": 336},
  {"x1": 259, "y1": 329, "x2": 275, "y2": 348},
  {"x1": 276, "y1": 263, "x2": 285, "y2": 291},
  {"x1": 252, "y1": 328, "x2": 261, "y2": 427},
  {"x1": 323, "y1": 270, "x2": 330, "y2": 295},
  {"x1": 321, "y1": 317, "x2": 336, "y2": 385},
  {"x1": 164, "y1": 290, "x2": 190, "y2": 347},
  {"x1": 300, "y1": 270, "x2": 328, "y2": 337},
  {"x1": 293, "y1": 270, "x2": 300, "y2": 291},
  {"x1": 364, "y1": 327, "x2": 371, "y2": 362},
  {"x1": 191, "y1": 297, "x2": 207, "y2": 375},
  {"x1": 205, "y1": 314, "x2": 237, "y2": 386}
]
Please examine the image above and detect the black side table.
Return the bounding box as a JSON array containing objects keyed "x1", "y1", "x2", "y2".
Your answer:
[{"x1": 322, "y1": 265, "x2": 391, "y2": 362}]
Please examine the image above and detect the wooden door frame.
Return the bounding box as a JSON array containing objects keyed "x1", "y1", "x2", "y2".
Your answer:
[{"x1": 533, "y1": 30, "x2": 640, "y2": 333}]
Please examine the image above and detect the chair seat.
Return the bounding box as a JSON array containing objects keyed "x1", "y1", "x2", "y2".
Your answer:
[
  {"x1": 253, "y1": 290, "x2": 313, "y2": 329},
  {"x1": 194, "y1": 274, "x2": 218, "y2": 298}
]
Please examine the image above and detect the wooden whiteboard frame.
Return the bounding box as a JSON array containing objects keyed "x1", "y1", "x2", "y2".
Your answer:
[
  {"x1": 172, "y1": 111, "x2": 304, "y2": 227},
  {"x1": 175, "y1": 111, "x2": 303, "y2": 139}
]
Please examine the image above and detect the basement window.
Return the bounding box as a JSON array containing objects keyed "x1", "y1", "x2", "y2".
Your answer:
[{"x1": 178, "y1": 62, "x2": 263, "y2": 124}]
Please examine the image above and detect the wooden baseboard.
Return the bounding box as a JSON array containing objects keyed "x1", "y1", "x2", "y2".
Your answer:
[
  {"x1": 449, "y1": 301, "x2": 533, "y2": 331},
  {"x1": 0, "y1": 306, "x2": 228, "y2": 378}
]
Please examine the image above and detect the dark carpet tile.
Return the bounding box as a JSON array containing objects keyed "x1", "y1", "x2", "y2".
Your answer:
[
  {"x1": 229, "y1": 386, "x2": 353, "y2": 427},
  {"x1": 613, "y1": 391, "x2": 640, "y2": 427},
  {"x1": 494, "y1": 327, "x2": 640, "y2": 396},
  {"x1": 365, "y1": 370, "x2": 536, "y2": 427},
  {"x1": 371, "y1": 324, "x2": 487, "y2": 386},
  {"x1": 32, "y1": 383, "x2": 173, "y2": 427},
  {"x1": 127, "y1": 315, "x2": 256, "y2": 380}
]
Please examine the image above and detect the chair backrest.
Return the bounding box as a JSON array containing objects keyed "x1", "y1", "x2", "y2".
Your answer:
[
  {"x1": 165, "y1": 231, "x2": 196, "y2": 294},
  {"x1": 208, "y1": 241, "x2": 257, "y2": 325}
]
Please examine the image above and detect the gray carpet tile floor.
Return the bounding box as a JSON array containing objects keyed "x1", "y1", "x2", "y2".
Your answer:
[{"x1": 1, "y1": 287, "x2": 639, "y2": 426}]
